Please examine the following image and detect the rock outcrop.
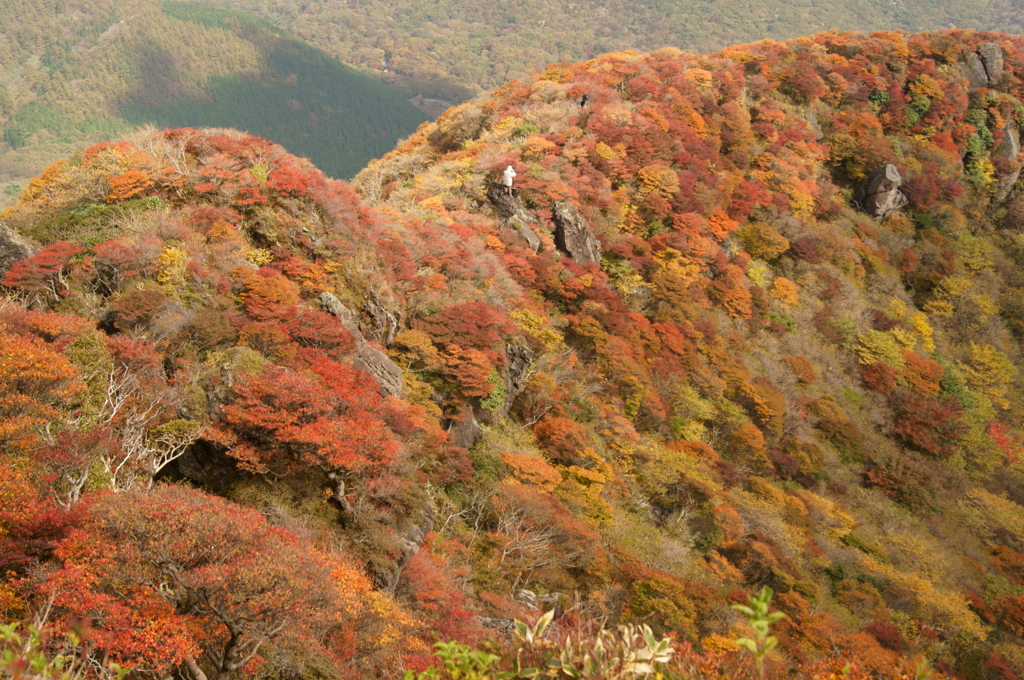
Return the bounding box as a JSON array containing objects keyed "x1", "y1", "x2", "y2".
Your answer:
[
  {"x1": 363, "y1": 289, "x2": 402, "y2": 347},
  {"x1": 320, "y1": 291, "x2": 404, "y2": 397},
  {"x1": 856, "y1": 164, "x2": 908, "y2": 218},
  {"x1": 448, "y1": 415, "x2": 483, "y2": 450},
  {"x1": 0, "y1": 221, "x2": 36, "y2": 276},
  {"x1": 514, "y1": 589, "x2": 562, "y2": 614},
  {"x1": 379, "y1": 503, "x2": 436, "y2": 591},
  {"x1": 979, "y1": 42, "x2": 1005, "y2": 86},
  {"x1": 962, "y1": 52, "x2": 990, "y2": 89},
  {"x1": 552, "y1": 201, "x2": 601, "y2": 264},
  {"x1": 487, "y1": 184, "x2": 542, "y2": 252},
  {"x1": 962, "y1": 43, "x2": 1005, "y2": 89},
  {"x1": 500, "y1": 340, "x2": 534, "y2": 417},
  {"x1": 995, "y1": 121, "x2": 1022, "y2": 202},
  {"x1": 479, "y1": 617, "x2": 515, "y2": 634}
]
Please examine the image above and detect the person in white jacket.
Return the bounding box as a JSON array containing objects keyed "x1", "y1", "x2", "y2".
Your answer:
[{"x1": 502, "y1": 165, "x2": 517, "y2": 197}]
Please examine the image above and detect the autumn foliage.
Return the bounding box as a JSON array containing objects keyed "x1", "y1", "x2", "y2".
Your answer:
[{"x1": 5, "y1": 28, "x2": 1024, "y2": 680}]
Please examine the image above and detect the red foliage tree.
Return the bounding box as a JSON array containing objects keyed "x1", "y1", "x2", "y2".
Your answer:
[
  {"x1": 92, "y1": 238, "x2": 157, "y2": 294},
  {"x1": 991, "y1": 422, "x2": 1024, "y2": 464},
  {"x1": 992, "y1": 545, "x2": 1024, "y2": 585},
  {"x1": 861, "y1": 363, "x2": 898, "y2": 395},
  {"x1": 3, "y1": 241, "x2": 86, "y2": 304},
  {"x1": 397, "y1": 535, "x2": 481, "y2": 644},
  {"x1": 0, "y1": 306, "x2": 90, "y2": 349},
  {"x1": 891, "y1": 389, "x2": 966, "y2": 459},
  {"x1": 284, "y1": 307, "x2": 356, "y2": 356},
  {"x1": 863, "y1": 450, "x2": 939, "y2": 511},
  {"x1": 533, "y1": 416, "x2": 588, "y2": 464},
  {"x1": 0, "y1": 460, "x2": 79, "y2": 574},
  {"x1": 1000, "y1": 594, "x2": 1024, "y2": 638},
  {"x1": 232, "y1": 266, "x2": 301, "y2": 320},
  {"x1": 210, "y1": 361, "x2": 400, "y2": 500},
  {"x1": 489, "y1": 480, "x2": 602, "y2": 584},
  {"x1": 863, "y1": 621, "x2": 906, "y2": 651},
  {"x1": 46, "y1": 486, "x2": 360, "y2": 679},
  {"x1": 441, "y1": 345, "x2": 495, "y2": 400},
  {"x1": 708, "y1": 264, "x2": 752, "y2": 318},
  {"x1": 901, "y1": 351, "x2": 944, "y2": 397},
  {"x1": 110, "y1": 289, "x2": 168, "y2": 334},
  {"x1": 413, "y1": 301, "x2": 512, "y2": 355}
]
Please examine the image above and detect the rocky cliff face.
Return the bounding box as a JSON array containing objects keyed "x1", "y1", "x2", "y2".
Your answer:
[
  {"x1": 488, "y1": 184, "x2": 543, "y2": 251},
  {"x1": 320, "y1": 291, "x2": 405, "y2": 397}
]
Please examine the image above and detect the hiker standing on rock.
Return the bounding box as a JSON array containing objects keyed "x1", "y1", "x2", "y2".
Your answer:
[{"x1": 503, "y1": 165, "x2": 517, "y2": 197}]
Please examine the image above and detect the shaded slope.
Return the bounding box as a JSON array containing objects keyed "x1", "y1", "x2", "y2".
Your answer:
[
  {"x1": 119, "y1": 3, "x2": 428, "y2": 178},
  {"x1": 0, "y1": 0, "x2": 426, "y2": 206}
]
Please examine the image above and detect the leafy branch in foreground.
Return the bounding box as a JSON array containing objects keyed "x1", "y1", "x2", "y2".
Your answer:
[
  {"x1": 731, "y1": 587, "x2": 786, "y2": 676},
  {"x1": 405, "y1": 609, "x2": 676, "y2": 680},
  {"x1": 0, "y1": 621, "x2": 128, "y2": 680}
]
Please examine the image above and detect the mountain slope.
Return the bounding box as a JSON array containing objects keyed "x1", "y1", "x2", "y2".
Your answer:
[
  {"x1": 195, "y1": 0, "x2": 1024, "y2": 95},
  {"x1": 0, "y1": 0, "x2": 426, "y2": 203},
  {"x1": 5, "y1": 27, "x2": 1024, "y2": 680}
]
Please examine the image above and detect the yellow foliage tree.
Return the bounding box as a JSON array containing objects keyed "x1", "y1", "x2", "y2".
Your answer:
[
  {"x1": 923, "y1": 275, "x2": 972, "y2": 317},
  {"x1": 957, "y1": 488, "x2": 1024, "y2": 549},
  {"x1": 651, "y1": 248, "x2": 701, "y2": 303},
  {"x1": 960, "y1": 342, "x2": 1016, "y2": 409},
  {"x1": 852, "y1": 330, "x2": 905, "y2": 368},
  {"x1": 737, "y1": 222, "x2": 790, "y2": 260},
  {"x1": 909, "y1": 312, "x2": 936, "y2": 353},
  {"x1": 857, "y1": 555, "x2": 986, "y2": 642}
]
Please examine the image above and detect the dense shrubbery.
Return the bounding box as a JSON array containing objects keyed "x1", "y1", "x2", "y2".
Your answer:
[{"x1": 4, "y1": 28, "x2": 1024, "y2": 680}]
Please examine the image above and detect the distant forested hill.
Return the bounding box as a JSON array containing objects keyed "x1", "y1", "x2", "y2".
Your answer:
[
  {"x1": 0, "y1": 0, "x2": 427, "y2": 203},
  {"x1": 191, "y1": 0, "x2": 1024, "y2": 99}
]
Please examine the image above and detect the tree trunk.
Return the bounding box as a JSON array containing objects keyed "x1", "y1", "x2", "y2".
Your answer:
[{"x1": 183, "y1": 659, "x2": 208, "y2": 680}]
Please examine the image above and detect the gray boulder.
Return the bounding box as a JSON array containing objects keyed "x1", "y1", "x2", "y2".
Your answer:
[
  {"x1": 961, "y1": 52, "x2": 990, "y2": 89},
  {"x1": 479, "y1": 617, "x2": 515, "y2": 635},
  {"x1": 508, "y1": 213, "x2": 542, "y2": 252},
  {"x1": 448, "y1": 415, "x2": 483, "y2": 450},
  {"x1": 363, "y1": 289, "x2": 402, "y2": 347},
  {"x1": 999, "y1": 122, "x2": 1021, "y2": 160},
  {"x1": 552, "y1": 201, "x2": 601, "y2": 264},
  {"x1": 995, "y1": 122, "x2": 1022, "y2": 202},
  {"x1": 499, "y1": 340, "x2": 534, "y2": 417},
  {"x1": 979, "y1": 42, "x2": 1005, "y2": 87},
  {"x1": 487, "y1": 184, "x2": 542, "y2": 252},
  {"x1": 856, "y1": 164, "x2": 908, "y2": 218},
  {"x1": 320, "y1": 291, "x2": 404, "y2": 397},
  {"x1": 0, "y1": 221, "x2": 36, "y2": 277}
]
